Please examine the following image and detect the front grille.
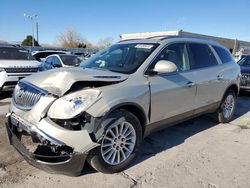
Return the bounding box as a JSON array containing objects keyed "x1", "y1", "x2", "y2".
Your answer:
[
  {"x1": 4, "y1": 67, "x2": 38, "y2": 73},
  {"x1": 241, "y1": 73, "x2": 250, "y2": 87},
  {"x1": 241, "y1": 73, "x2": 250, "y2": 80},
  {"x1": 13, "y1": 81, "x2": 47, "y2": 110}
]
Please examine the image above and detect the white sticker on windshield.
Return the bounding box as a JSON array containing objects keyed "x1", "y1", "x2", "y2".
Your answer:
[{"x1": 135, "y1": 44, "x2": 154, "y2": 49}]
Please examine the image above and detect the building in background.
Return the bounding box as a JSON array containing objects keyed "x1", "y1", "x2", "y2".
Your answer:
[{"x1": 120, "y1": 30, "x2": 250, "y2": 55}]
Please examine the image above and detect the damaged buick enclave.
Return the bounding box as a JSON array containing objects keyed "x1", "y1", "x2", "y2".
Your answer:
[{"x1": 6, "y1": 36, "x2": 240, "y2": 176}]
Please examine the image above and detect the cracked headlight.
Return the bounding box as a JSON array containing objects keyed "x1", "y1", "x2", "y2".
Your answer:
[{"x1": 48, "y1": 89, "x2": 101, "y2": 119}]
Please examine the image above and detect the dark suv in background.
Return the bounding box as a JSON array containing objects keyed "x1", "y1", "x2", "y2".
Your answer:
[{"x1": 238, "y1": 55, "x2": 250, "y2": 91}]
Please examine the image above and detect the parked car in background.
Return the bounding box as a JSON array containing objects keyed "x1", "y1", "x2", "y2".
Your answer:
[
  {"x1": 0, "y1": 44, "x2": 39, "y2": 92},
  {"x1": 234, "y1": 54, "x2": 247, "y2": 62},
  {"x1": 238, "y1": 55, "x2": 250, "y2": 91},
  {"x1": 32, "y1": 50, "x2": 71, "y2": 62},
  {"x1": 6, "y1": 36, "x2": 240, "y2": 176},
  {"x1": 38, "y1": 54, "x2": 82, "y2": 71}
]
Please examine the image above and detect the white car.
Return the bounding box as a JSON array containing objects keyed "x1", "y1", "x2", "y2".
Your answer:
[
  {"x1": 0, "y1": 45, "x2": 40, "y2": 92},
  {"x1": 39, "y1": 54, "x2": 82, "y2": 71}
]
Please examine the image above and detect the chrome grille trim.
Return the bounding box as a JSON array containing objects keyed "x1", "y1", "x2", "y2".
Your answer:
[
  {"x1": 241, "y1": 73, "x2": 250, "y2": 80},
  {"x1": 4, "y1": 67, "x2": 38, "y2": 73},
  {"x1": 13, "y1": 81, "x2": 48, "y2": 110}
]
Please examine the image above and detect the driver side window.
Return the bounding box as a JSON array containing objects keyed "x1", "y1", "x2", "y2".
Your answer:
[
  {"x1": 153, "y1": 43, "x2": 190, "y2": 72},
  {"x1": 52, "y1": 57, "x2": 61, "y2": 67},
  {"x1": 45, "y1": 57, "x2": 53, "y2": 64}
]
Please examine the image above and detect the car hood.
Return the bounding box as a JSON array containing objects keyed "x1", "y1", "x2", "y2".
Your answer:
[
  {"x1": 22, "y1": 67, "x2": 128, "y2": 96},
  {"x1": 0, "y1": 60, "x2": 40, "y2": 68},
  {"x1": 240, "y1": 65, "x2": 250, "y2": 73}
]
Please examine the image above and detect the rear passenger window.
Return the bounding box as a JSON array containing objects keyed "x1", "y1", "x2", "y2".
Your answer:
[
  {"x1": 213, "y1": 46, "x2": 233, "y2": 63},
  {"x1": 188, "y1": 43, "x2": 218, "y2": 69}
]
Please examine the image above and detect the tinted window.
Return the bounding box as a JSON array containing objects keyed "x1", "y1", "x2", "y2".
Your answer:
[
  {"x1": 45, "y1": 56, "x2": 53, "y2": 64},
  {"x1": 152, "y1": 43, "x2": 190, "y2": 72},
  {"x1": 188, "y1": 43, "x2": 218, "y2": 69},
  {"x1": 59, "y1": 55, "x2": 81, "y2": 66},
  {"x1": 0, "y1": 47, "x2": 34, "y2": 60},
  {"x1": 238, "y1": 56, "x2": 250, "y2": 66},
  {"x1": 52, "y1": 57, "x2": 62, "y2": 66},
  {"x1": 81, "y1": 43, "x2": 159, "y2": 74},
  {"x1": 213, "y1": 46, "x2": 233, "y2": 63}
]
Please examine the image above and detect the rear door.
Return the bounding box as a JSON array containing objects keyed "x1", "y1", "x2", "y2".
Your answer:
[
  {"x1": 187, "y1": 43, "x2": 224, "y2": 111},
  {"x1": 148, "y1": 43, "x2": 197, "y2": 124}
]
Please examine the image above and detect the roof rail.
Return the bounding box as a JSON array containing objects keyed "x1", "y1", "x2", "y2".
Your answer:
[
  {"x1": 119, "y1": 35, "x2": 218, "y2": 44},
  {"x1": 158, "y1": 35, "x2": 216, "y2": 42},
  {"x1": 146, "y1": 35, "x2": 171, "y2": 39},
  {"x1": 119, "y1": 38, "x2": 142, "y2": 43}
]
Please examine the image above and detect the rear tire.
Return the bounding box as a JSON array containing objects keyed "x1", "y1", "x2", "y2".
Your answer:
[
  {"x1": 214, "y1": 90, "x2": 237, "y2": 123},
  {"x1": 87, "y1": 109, "x2": 143, "y2": 173}
]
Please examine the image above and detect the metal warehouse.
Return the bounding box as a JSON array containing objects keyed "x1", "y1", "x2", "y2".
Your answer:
[{"x1": 120, "y1": 30, "x2": 250, "y2": 55}]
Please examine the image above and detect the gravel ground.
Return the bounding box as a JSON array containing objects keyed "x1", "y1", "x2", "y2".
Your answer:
[{"x1": 0, "y1": 92, "x2": 250, "y2": 188}]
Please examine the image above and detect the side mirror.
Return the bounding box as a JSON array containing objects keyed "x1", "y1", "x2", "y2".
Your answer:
[{"x1": 153, "y1": 60, "x2": 178, "y2": 74}]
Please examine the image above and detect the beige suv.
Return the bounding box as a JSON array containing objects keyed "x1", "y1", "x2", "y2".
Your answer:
[{"x1": 6, "y1": 36, "x2": 240, "y2": 176}]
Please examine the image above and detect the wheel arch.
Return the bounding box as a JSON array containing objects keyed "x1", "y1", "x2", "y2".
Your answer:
[
  {"x1": 105, "y1": 102, "x2": 148, "y2": 136},
  {"x1": 224, "y1": 84, "x2": 239, "y2": 97}
]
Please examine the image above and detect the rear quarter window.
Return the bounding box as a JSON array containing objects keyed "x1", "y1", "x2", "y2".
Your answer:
[{"x1": 213, "y1": 46, "x2": 234, "y2": 63}]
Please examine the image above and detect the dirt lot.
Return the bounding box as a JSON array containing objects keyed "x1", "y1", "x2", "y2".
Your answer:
[{"x1": 0, "y1": 92, "x2": 250, "y2": 188}]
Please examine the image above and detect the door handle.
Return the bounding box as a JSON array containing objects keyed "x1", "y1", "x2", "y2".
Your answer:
[
  {"x1": 217, "y1": 74, "x2": 224, "y2": 80},
  {"x1": 186, "y1": 81, "x2": 195, "y2": 87}
]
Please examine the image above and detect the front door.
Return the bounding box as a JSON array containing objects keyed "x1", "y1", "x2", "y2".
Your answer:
[{"x1": 147, "y1": 43, "x2": 197, "y2": 124}]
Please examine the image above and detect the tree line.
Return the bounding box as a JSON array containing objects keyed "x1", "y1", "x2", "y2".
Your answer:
[{"x1": 21, "y1": 27, "x2": 114, "y2": 49}]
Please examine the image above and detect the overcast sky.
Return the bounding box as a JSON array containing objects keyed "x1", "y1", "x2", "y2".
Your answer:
[{"x1": 0, "y1": 0, "x2": 249, "y2": 45}]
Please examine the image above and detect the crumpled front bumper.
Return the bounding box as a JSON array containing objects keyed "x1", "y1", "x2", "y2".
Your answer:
[{"x1": 5, "y1": 113, "x2": 97, "y2": 176}]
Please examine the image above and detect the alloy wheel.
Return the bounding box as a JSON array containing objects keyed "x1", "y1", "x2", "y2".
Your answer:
[
  {"x1": 101, "y1": 121, "x2": 136, "y2": 165},
  {"x1": 222, "y1": 94, "x2": 235, "y2": 119}
]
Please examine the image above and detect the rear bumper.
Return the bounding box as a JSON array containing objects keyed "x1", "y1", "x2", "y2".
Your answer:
[{"x1": 5, "y1": 115, "x2": 87, "y2": 176}]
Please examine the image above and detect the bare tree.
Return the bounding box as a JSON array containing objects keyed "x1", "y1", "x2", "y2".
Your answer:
[
  {"x1": 58, "y1": 28, "x2": 92, "y2": 48},
  {"x1": 97, "y1": 37, "x2": 114, "y2": 49}
]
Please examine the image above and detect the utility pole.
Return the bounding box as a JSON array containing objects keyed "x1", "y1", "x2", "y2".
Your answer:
[
  {"x1": 36, "y1": 22, "x2": 39, "y2": 44},
  {"x1": 24, "y1": 13, "x2": 38, "y2": 47}
]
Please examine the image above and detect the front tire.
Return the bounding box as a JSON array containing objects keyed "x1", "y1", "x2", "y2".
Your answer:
[
  {"x1": 215, "y1": 90, "x2": 237, "y2": 123},
  {"x1": 87, "y1": 109, "x2": 143, "y2": 173}
]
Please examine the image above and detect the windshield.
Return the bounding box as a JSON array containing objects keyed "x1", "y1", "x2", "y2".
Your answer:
[
  {"x1": 59, "y1": 55, "x2": 82, "y2": 66},
  {"x1": 238, "y1": 56, "x2": 250, "y2": 66},
  {"x1": 80, "y1": 43, "x2": 159, "y2": 74},
  {"x1": 0, "y1": 47, "x2": 34, "y2": 60}
]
